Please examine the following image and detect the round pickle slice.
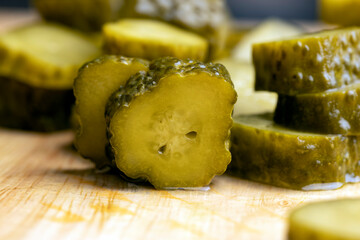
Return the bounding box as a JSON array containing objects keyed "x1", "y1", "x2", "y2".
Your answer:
[
  {"x1": 103, "y1": 19, "x2": 209, "y2": 61},
  {"x1": 230, "y1": 114, "x2": 360, "y2": 190},
  {"x1": 74, "y1": 56, "x2": 149, "y2": 168},
  {"x1": 253, "y1": 27, "x2": 360, "y2": 95},
  {"x1": 106, "y1": 57, "x2": 237, "y2": 189},
  {"x1": 288, "y1": 199, "x2": 360, "y2": 240},
  {"x1": 275, "y1": 82, "x2": 360, "y2": 135}
]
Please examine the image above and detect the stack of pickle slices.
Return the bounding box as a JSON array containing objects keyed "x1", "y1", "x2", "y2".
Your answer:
[{"x1": 230, "y1": 27, "x2": 360, "y2": 190}]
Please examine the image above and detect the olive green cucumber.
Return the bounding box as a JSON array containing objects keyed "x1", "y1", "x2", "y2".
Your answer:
[
  {"x1": 0, "y1": 23, "x2": 100, "y2": 89},
  {"x1": 0, "y1": 76, "x2": 74, "y2": 132},
  {"x1": 320, "y1": 0, "x2": 360, "y2": 26},
  {"x1": 274, "y1": 82, "x2": 360, "y2": 135},
  {"x1": 33, "y1": 0, "x2": 122, "y2": 31},
  {"x1": 106, "y1": 57, "x2": 237, "y2": 189},
  {"x1": 289, "y1": 199, "x2": 360, "y2": 240},
  {"x1": 74, "y1": 55, "x2": 149, "y2": 168},
  {"x1": 230, "y1": 114, "x2": 360, "y2": 190},
  {"x1": 253, "y1": 27, "x2": 360, "y2": 95},
  {"x1": 103, "y1": 19, "x2": 209, "y2": 61}
]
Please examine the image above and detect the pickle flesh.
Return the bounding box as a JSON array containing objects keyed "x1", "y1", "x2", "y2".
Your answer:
[
  {"x1": 289, "y1": 199, "x2": 360, "y2": 240},
  {"x1": 253, "y1": 27, "x2": 360, "y2": 95},
  {"x1": 0, "y1": 76, "x2": 73, "y2": 132},
  {"x1": 0, "y1": 23, "x2": 100, "y2": 89},
  {"x1": 320, "y1": 0, "x2": 360, "y2": 26},
  {"x1": 103, "y1": 19, "x2": 209, "y2": 61},
  {"x1": 74, "y1": 56, "x2": 149, "y2": 168},
  {"x1": 106, "y1": 57, "x2": 237, "y2": 189},
  {"x1": 230, "y1": 114, "x2": 360, "y2": 190},
  {"x1": 275, "y1": 82, "x2": 360, "y2": 135}
]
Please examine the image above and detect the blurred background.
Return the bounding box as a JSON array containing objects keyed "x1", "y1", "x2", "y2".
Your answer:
[{"x1": 0, "y1": 0, "x2": 318, "y2": 20}]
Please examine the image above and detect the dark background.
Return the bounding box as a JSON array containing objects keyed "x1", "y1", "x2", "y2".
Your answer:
[{"x1": 0, "y1": 0, "x2": 318, "y2": 20}]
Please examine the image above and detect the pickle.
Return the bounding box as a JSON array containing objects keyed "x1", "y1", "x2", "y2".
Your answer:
[
  {"x1": 217, "y1": 58, "x2": 277, "y2": 115},
  {"x1": 106, "y1": 57, "x2": 237, "y2": 189},
  {"x1": 230, "y1": 114, "x2": 360, "y2": 190},
  {"x1": 103, "y1": 19, "x2": 209, "y2": 61},
  {"x1": 232, "y1": 19, "x2": 303, "y2": 63},
  {"x1": 274, "y1": 82, "x2": 360, "y2": 135},
  {"x1": 289, "y1": 199, "x2": 360, "y2": 240},
  {"x1": 320, "y1": 0, "x2": 360, "y2": 26},
  {"x1": 0, "y1": 23, "x2": 100, "y2": 89},
  {"x1": 33, "y1": 0, "x2": 122, "y2": 32},
  {"x1": 118, "y1": 0, "x2": 230, "y2": 59},
  {"x1": 0, "y1": 76, "x2": 73, "y2": 132},
  {"x1": 253, "y1": 27, "x2": 360, "y2": 95},
  {"x1": 74, "y1": 56, "x2": 149, "y2": 168}
]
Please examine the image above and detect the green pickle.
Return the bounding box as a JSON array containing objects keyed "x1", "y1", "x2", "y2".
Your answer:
[
  {"x1": 275, "y1": 82, "x2": 360, "y2": 135},
  {"x1": 0, "y1": 23, "x2": 100, "y2": 131},
  {"x1": 74, "y1": 56, "x2": 149, "y2": 168},
  {"x1": 106, "y1": 57, "x2": 237, "y2": 189},
  {"x1": 253, "y1": 27, "x2": 360, "y2": 95},
  {"x1": 289, "y1": 199, "x2": 360, "y2": 240},
  {"x1": 230, "y1": 114, "x2": 360, "y2": 190},
  {"x1": 320, "y1": 0, "x2": 360, "y2": 26},
  {"x1": 103, "y1": 19, "x2": 209, "y2": 61}
]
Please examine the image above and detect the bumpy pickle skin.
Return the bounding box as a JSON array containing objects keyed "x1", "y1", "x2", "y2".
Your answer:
[
  {"x1": 74, "y1": 56, "x2": 149, "y2": 168},
  {"x1": 253, "y1": 27, "x2": 360, "y2": 95},
  {"x1": 103, "y1": 19, "x2": 209, "y2": 61},
  {"x1": 106, "y1": 57, "x2": 237, "y2": 189},
  {"x1": 288, "y1": 199, "x2": 360, "y2": 240},
  {"x1": 230, "y1": 114, "x2": 360, "y2": 190},
  {"x1": 0, "y1": 23, "x2": 100, "y2": 89},
  {"x1": 274, "y1": 82, "x2": 360, "y2": 135}
]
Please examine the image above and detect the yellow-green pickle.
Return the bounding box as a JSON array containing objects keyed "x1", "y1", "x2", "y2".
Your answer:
[
  {"x1": 0, "y1": 23, "x2": 100, "y2": 131},
  {"x1": 275, "y1": 82, "x2": 360, "y2": 135},
  {"x1": 288, "y1": 199, "x2": 360, "y2": 240},
  {"x1": 106, "y1": 57, "x2": 237, "y2": 189},
  {"x1": 74, "y1": 55, "x2": 149, "y2": 168},
  {"x1": 230, "y1": 114, "x2": 360, "y2": 190},
  {"x1": 253, "y1": 27, "x2": 360, "y2": 95}
]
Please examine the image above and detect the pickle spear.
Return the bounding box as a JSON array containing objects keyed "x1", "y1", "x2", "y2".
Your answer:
[
  {"x1": 253, "y1": 27, "x2": 360, "y2": 95},
  {"x1": 274, "y1": 82, "x2": 360, "y2": 135},
  {"x1": 106, "y1": 57, "x2": 237, "y2": 189},
  {"x1": 230, "y1": 114, "x2": 360, "y2": 190},
  {"x1": 74, "y1": 56, "x2": 149, "y2": 168},
  {"x1": 289, "y1": 199, "x2": 360, "y2": 240},
  {"x1": 103, "y1": 19, "x2": 209, "y2": 61}
]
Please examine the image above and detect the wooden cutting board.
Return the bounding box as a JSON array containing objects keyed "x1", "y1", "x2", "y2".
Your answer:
[{"x1": 1, "y1": 10, "x2": 360, "y2": 240}]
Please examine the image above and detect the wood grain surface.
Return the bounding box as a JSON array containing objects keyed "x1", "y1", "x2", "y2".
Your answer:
[{"x1": 1, "y1": 9, "x2": 360, "y2": 240}]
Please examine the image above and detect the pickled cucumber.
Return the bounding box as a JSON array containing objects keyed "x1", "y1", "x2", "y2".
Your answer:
[
  {"x1": 34, "y1": 0, "x2": 122, "y2": 31},
  {"x1": 320, "y1": 0, "x2": 360, "y2": 26},
  {"x1": 103, "y1": 19, "x2": 209, "y2": 61},
  {"x1": 274, "y1": 82, "x2": 360, "y2": 135},
  {"x1": 0, "y1": 76, "x2": 73, "y2": 132},
  {"x1": 230, "y1": 114, "x2": 360, "y2": 190},
  {"x1": 106, "y1": 57, "x2": 237, "y2": 189},
  {"x1": 74, "y1": 56, "x2": 149, "y2": 168},
  {"x1": 0, "y1": 23, "x2": 100, "y2": 89},
  {"x1": 289, "y1": 199, "x2": 360, "y2": 240},
  {"x1": 253, "y1": 27, "x2": 360, "y2": 95},
  {"x1": 118, "y1": 0, "x2": 230, "y2": 59}
]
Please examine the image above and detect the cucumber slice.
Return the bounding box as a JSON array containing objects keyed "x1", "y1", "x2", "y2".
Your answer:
[
  {"x1": 0, "y1": 76, "x2": 73, "y2": 132},
  {"x1": 106, "y1": 57, "x2": 237, "y2": 189},
  {"x1": 320, "y1": 0, "x2": 360, "y2": 26},
  {"x1": 103, "y1": 19, "x2": 209, "y2": 61},
  {"x1": 74, "y1": 56, "x2": 149, "y2": 168},
  {"x1": 289, "y1": 199, "x2": 360, "y2": 240},
  {"x1": 34, "y1": 0, "x2": 122, "y2": 31},
  {"x1": 217, "y1": 58, "x2": 277, "y2": 115},
  {"x1": 232, "y1": 19, "x2": 303, "y2": 63},
  {"x1": 230, "y1": 114, "x2": 360, "y2": 190},
  {"x1": 275, "y1": 82, "x2": 360, "y2": 135},
  {"x1": 253, "y1": 27, "x2": 360, "y2": 95},
  {"x1": 0, "y1": 23, "x2": 100, "y2": 89}
]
